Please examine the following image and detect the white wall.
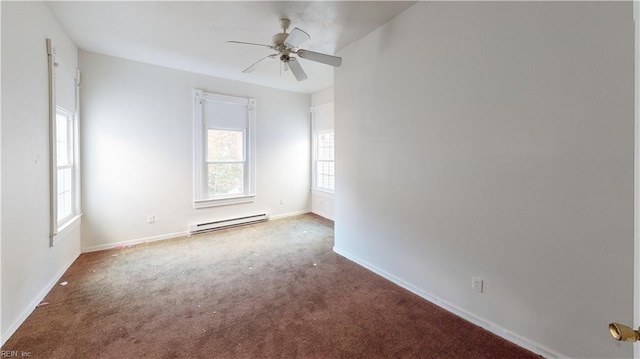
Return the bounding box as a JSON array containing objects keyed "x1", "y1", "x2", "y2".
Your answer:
[
  {"x1": 1, "y1": 2, "x2": 81, "y2": 344},
  {"x1": 334, "y1": 2, "x2": 634, "y2": 358},
  {"x1": 79, "y1": 52, "x2": 311, "y2": 251},
  {"x1": 311, "y1": 87, "x2": 335, "y2": 221}
]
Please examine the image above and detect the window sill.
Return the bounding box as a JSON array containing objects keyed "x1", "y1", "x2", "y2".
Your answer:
[
  {"x1": 53, "y1": 213, "x2": 82, "y2": 245},
  {"x1": 194, "y1": 195, "x2": 255, "y2": 209},
  {"x1": 312, "y1": 188, "x2": 335, "y2": 199}
]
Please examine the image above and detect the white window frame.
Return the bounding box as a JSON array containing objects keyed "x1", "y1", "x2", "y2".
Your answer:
[
  {"x1": 205, "y1": 127, "x2": 247, "y2": 197},
  {"x1": 55, "y1": 107, "x2": 76, "y2": 225},
  {"x1": 47, "y1": 38, "x2": 82, "y2": 246},
  {"x1": 193, "y1": 89, "x2": 256, "y2": 208},
  {"x1": 311, "y1": 103, "x2": 335, "y2": 196},
  {"x1": 314, "y1": 130, "x2": 335, "y2": 193}
]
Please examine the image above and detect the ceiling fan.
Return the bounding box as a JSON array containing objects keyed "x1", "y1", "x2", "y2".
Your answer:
[{"x1": 227, "y1": 19, "x2": 342, "y2": 81}]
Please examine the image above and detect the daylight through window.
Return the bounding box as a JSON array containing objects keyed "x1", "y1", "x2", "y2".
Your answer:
[{"x1": 316, "y1": 132, "x2": 335, "y2": 191}]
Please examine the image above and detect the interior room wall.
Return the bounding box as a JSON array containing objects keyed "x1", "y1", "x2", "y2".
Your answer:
[
  {"x1": 311, "y1": 87, "x2": 335, "y2": 220},
  {"x1": 334, "y1": 2, "x2": 634, "y2": 358},
  {"x1": 79, "y1": 52, "x2": 311, "y2": 251},
  {"x1": 1, "y1": 1, "x2": 82, "y2": 345}
]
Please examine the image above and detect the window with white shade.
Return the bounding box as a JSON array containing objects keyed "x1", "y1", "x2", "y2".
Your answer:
[
  {"x1": 193, "y1": 90, "x2": 256, "y2": 208},
  {"x1": 47, "y1": 38, "x2": 81, "y2": 245},
  {"x1": 312, "y1": 102, "x2": 335, "y2": 193}
]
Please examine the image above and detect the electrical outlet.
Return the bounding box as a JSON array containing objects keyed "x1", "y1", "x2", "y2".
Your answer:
[
  {"x1": 471, "y1": 277, "x2": 483, "y2": 293},
  {"x1": 280, "y1": 197, "x2": 284, "y2": 205},
  {"x1": 147, "y1": 215, "x2": 155, "y2": 224}
]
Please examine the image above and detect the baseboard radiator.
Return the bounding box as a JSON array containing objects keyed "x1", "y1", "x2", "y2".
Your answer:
[{"x1": 189, "y1": 213, "x2": 270, "y2": 234}]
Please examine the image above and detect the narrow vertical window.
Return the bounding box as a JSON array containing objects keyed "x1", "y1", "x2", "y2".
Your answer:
[
  {"x1": 193, "y1": 90, "x2": 256, "y2": 208},
  {"x1": 312, "y1": 102, "x2": 335, "y2": 194},
  {"x1": 316, "y1": 132, "x2": 335, "y2": 191},
  {"x1": 47, "y1": 38, "x2": 81, "y2": 245},
  {"x1": 56, "y1": 109, "x2": 74, "y2": 223}
]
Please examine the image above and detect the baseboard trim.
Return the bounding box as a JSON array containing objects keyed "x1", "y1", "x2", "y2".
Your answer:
[
  {"x1": 0, "y1": 254, "x2": 79, "y2": 346},
  {"x1": 81, "y1": 210, "x2": 312, "y2": 253},
  {"x1": 81, "y1": 231, "x2": 188, "y2": 253},
  {"x1": 333, "y1": 247, "x2": 567, "y2": 359},
  {"x1": 270, "y1": 209, "x2": 311, "y2": 220}
]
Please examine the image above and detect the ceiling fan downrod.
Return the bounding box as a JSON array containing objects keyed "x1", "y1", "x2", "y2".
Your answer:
[{"x1": 280, "y1": 18, "x2": 291, "y2": 33}]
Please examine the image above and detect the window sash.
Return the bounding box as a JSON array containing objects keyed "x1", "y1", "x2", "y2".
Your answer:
[
  {"x1": 206, "y1": 128, "x2": 246, "y2": 162},
  {"x1": 55, "y1": 108, "x2": 76, "y2": 227},
  {"x1": 316, "y1": 159, "x2": 335, "y2": 191},
  {"x1": 205, "y1": 128, "x2": 248, "y2": 198},
  {"x1": 313, "y1": 129, "x2": 335, "y2": 193},
  {"x1": 56, "y1": 112, "x2": 74, "y2": 167}
]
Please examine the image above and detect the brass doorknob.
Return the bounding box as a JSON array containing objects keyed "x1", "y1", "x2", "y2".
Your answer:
[{"x1": 609, "y1": 323, "x2": 640, "y2": 342}]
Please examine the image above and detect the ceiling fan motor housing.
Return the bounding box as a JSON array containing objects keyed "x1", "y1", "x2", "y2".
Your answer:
[{"x1": 272, "y1": 33, "x2": 289, "y2": 48}]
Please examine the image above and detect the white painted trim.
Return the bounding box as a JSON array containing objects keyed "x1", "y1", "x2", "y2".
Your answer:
[
  {"x1": 193, "y1": 195, "x2": 255, "y2": 209},
  {"x1": 82, "y1": 211, "x2": 310, "y2": 253},
  {"x1": 52, "y1": 214, "x2": 82, "y2": 245},
  {"x1": 81, "y1": 231, "x2": 189, "y2": 253},
  {"x1": 269, "y1": 209, "x2": 311, "y2": 220},
  {"x1": 311, "y1": 188, "x2": 335, "y2": 199},
  {"x1": 311, "y1": 102, "x2": 335, "y2": 193},
  {"x1": 0, "y1": 254, "x2": 79, "y2": 346},
  {"x1": 47, "y1": 38, "x2": 57, "y2": 247},
  {"x1": 333, "y1": 247, "x2": 568, "y2": 359},
  {"x1": 0, "y1": 1, "x2": 3, "y2": 345},
  {"x1": 634, "y1": 1, "x2": 639, "y2": 357}
]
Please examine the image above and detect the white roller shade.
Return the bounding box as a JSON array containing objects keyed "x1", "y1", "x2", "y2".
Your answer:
[
  {"x1": 55, "y1": 60, "x2": 76, "y2": 113},
  {"x1": 203, "y1": 99, "x2": 248, "y2": 129},
  {"x1": 313, "y1": 102, "x2": 334, "y2": 132}
]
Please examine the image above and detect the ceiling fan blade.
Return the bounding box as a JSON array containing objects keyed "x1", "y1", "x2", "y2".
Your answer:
[
  {"x1": 288, "y1": 58, "x2": 307, "y2": 81},
  {"x1": 242, "y1": 54, "x2": 277, "y2": 73},
  {"x1": 284, "y1": 27, "x2": 310, "y2": 49},
  {"x1": 226, "y1": 40, "x2": 273, "y2": 49},
  {"x1": 296, "y1": 49, "x2": 342, "y2": 67}
]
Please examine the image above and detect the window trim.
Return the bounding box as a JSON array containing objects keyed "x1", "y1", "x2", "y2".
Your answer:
[
  {"x1": 55, "y1": 107, "x2": 75, "y2": 225},
  {"x1": 193, "y1": 89, "x2": 256, "y2": 208},
  {"x1": 314, "y1": 130, "x2": 335, "y2": 193},
  {"x1": 53, "y1": 107, "x2": 82, "y2": 244},
  {"x1": 311, "y1": 102, "x2": 335, "y2": 194},
  {"x1": 47, "y1": 38, "x2": 82, "y2": 246}
]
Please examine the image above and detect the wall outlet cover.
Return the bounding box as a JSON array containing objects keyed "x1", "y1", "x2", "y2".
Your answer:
[{"x1": 472, "y1": 276, "x2": 483, "y2": 293}]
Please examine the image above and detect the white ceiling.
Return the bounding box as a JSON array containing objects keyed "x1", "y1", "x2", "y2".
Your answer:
[{"x1": 47, "y1": 1, "x2": 416, "y2": 94}]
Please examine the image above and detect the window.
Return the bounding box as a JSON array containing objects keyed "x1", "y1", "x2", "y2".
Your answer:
[
  {"x1": 316, "y1": 132, "x2": 335, "y2": 191},
  {"x1": 206, "y1": 129, "x2": 245, "y2": 196},
  {"x1": 312, "y1": 102, "x2": 335, "y2": 193},
  {"x1": 47, "y1": 38, "x2": 81, "y2": 246},
  {"x1": 56, "y1": 108, "x2": 75, "y2": 224},
  {"x1": 193, "y1": 90, "x2": 256, "y2": 208}
]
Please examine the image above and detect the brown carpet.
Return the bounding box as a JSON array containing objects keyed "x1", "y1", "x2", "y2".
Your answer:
[{"x1": 2, "y1": 214, "x2": 540, "y2": 358}]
